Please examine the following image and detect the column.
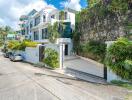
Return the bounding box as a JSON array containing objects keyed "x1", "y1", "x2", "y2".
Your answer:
[{"x1": 59, "y1": 43, "x2": 64, "y2": 69}]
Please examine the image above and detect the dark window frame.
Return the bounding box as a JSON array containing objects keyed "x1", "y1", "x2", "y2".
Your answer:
[
  {"x1": 34, "y1": 31, "x2": 39, "y2": 40},
  {"x1": 42, "y1": 28, "x2": 48, "y2": 39},
  {"x1": 35, "y1": 16, "x2": 40, "y2": 26}
]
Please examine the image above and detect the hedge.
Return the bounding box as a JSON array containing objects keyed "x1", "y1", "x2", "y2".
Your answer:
[
  {"x1": 106, "y1": 37, "x2": 132, "y2": 81},
  {"x1": 7, "y1": 40, "x2": 38, "y2": 51},
  {"x1": 77, "y1": 40, "x2": 106, "y2": 63}
]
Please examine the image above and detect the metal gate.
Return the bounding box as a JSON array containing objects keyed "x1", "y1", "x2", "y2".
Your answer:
[{"x1": 39, "y1": 45, "x2": 45, "y2": 62}]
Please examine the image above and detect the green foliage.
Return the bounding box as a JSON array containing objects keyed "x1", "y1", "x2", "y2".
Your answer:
[
  {"x1": 111, "y1": 80, "x2": 132, "y2": 90},
  {"x1": 87, "y1": 0, "x2": 101, "y2": 8},
  {"x1": 47, "y1": 22, "x2": 60, "y2": 43},
  {"x1": 24, "y1": 41, "x2": 38, "y2": 47},
  {"x1": 43, "y1": 48, "x2": 59, "y2": 69},
  {"x1": 108, "y1": 0, "x2": 129, "y2": 12},
  {"x1": 59, "y1": 11, "x2": 65, "y2": 20},
  {"x1": 7, "y1": 40, "x2": 38, "y2": 51},
  {"x1": 106, "y1": 37, "x2": 132, "y2": 81},
  {"x1": 75, "y1": 0, "x2": 130, "y2": 42},
  {"x1": 77, "y1": 40, "x2": 106, "y2": 62}
]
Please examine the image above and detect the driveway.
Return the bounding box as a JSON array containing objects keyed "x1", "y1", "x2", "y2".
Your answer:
[
  {"x1": 64, "y1": 56, "x2": 104, "y2": 78},
  {"x1": 0, "y1": 53, "x2": 129, "y2": 100}
]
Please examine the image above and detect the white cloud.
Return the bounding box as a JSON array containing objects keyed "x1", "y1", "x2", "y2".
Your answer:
[
  {"x1": 60, "y1": 0, "x2": 81, "y2": 11},
  {"x1": 0, "y1": 0, "x2": 55, "y2": 30}
]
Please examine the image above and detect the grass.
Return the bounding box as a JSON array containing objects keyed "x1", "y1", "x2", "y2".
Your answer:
[{"x1": 111, "y1": 80, "x2": 132, "y2": 90}]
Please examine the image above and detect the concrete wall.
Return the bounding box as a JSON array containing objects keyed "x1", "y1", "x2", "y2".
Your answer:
[
  {"x1": 25, "y1": 47, "x2": 39, "y2": 64},
  {"x1": 44, "y1": 43, "x2": 60, "y2": 54},
  {"x1": 107, "y1": 68, "x2": 123, "y2": 82},
  {"x1": 56, "y1": 38, "x2": 73, "y2": 56}
]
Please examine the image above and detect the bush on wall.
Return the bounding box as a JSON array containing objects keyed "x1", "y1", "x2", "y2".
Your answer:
[
  {"x1": 7, "y1": 40, "x2": 38, "y2": 51},
  {"x1": 106, "y1": 37, "x2": 132, "y2": 81},
  {"x1": 43, "y1": 48, "x2": 59, "y2": 69}
]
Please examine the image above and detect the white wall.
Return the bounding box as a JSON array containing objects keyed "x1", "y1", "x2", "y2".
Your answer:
[
  {"x1": 25, "y1": 47, "x2": 39, "y2": 64},
  {"x1": 107, "y1": 68, "x2": 122, "y2": 82},
  {"x1": 68, "y1": 11, "x2": 75, "y2": 30},
  {"x1": 45, "y1": 44, "x2": 60, "y2": 54},
  {"x1": 56, "y1": 38, "x2": 73, "y2": 56}
]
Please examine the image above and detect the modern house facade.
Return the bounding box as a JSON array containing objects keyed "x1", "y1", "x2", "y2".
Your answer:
[{"x1": 19, "y1": 6, "x2": 76, "y2": 56}]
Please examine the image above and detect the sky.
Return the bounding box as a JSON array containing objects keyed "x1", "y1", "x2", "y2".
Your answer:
[{"x1": 0, "y1": 0, "x2": 87, "y2": 30}]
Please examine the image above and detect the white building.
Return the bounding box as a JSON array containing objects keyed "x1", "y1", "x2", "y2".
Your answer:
[
  {"x1": 24, "y1": 7, "x2": 75, "y2": 40},
  {"x1": 20, "y1": 7, "x2": 76, "y2": 56}
]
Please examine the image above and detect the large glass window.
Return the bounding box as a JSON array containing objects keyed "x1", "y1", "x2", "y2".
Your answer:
[
  {"x1": 35, "y1": 16, "x2": 40, "y2": 26},
  {"x1": 64, "y1": 12, "x2": 68, "y2": 20},
  {"x1": 30, "y1": 21, "x2": 33, "y2": 28},
  {"x1": 43, "y1": 15, "x2": 46, "y2": 22},
  {"x1": 42, "y1": 28, "x2": 48, "y2": 39},
  {"x1": 34, "y1": 31, "x2": 39, "y2": 40}
]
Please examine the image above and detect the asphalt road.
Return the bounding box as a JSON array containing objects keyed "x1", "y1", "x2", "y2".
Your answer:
[{"x1": 0, "y1": 52, "x2": 129, "y2": 100}]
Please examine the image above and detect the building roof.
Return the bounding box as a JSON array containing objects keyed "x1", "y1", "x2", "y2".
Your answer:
[
  {"x1": 64, "y1": 8, "x2": 77, "y2": 13},
  {"x1": 28, "y1": 9, "x2": 37, "y2": 16}
]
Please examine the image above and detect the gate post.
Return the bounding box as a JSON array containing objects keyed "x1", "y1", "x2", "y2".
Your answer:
[{"x1": 59, "y1": 43, "x2": 64, "y2": 69}]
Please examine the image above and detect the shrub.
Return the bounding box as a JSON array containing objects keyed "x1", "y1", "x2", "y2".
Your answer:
[
  {"x1": 43, "y1": 48, "x2": 59, "y2": 69},
  {"x1": 7, "y1": 40, "x2": 38, "y2": 51},
  {"x1": 24, "y1": 41, "x2": 38, "y2": 47},
  {"x1": 106, "y1": 37, "x2": 132, "y2": 81},
  {"x1": 78, "y1": 40, "x2": 106, "y2": 62}
]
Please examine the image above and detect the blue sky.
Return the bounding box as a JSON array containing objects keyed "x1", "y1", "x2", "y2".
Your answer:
[
  {"x1": 0, "y1": 0, "x2": 87, "y2": 30},
  {"x1": 45, "y1": 0, "x2": 87, "y2": 9}
]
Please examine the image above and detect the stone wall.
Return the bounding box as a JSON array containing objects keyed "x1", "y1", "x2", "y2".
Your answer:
[{"x1": 76, "y1": 3, "x2": 132, "y2": 43}]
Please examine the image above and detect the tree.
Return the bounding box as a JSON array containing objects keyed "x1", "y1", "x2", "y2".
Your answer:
[
  {"x1": 0, "y1": 26, "x2": 14, "y2": 46},
  {"x1": 59, "y1": 11, "x2": 65, "y2": 20},
  {"x1": 108, "y1": 0, "x2": 128, "y2": 12},
  {"x1": 87, "y1": 0, "x2": 101, "y2": 8},
  {"x1": 47, "y1": 22, "x2": 60, "y2": 43},
  {"x1": 0, "y1": 27, "x2": 6, "y2": 41}
]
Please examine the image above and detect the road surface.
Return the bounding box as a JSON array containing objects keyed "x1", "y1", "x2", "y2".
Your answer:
[{"x1": 0, "y1": 52, "x2": 129, "y2": 100}]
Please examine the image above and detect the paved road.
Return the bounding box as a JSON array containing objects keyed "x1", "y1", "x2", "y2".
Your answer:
[{"x1": 0, "y1": 53, "x2": 129, "y2": 100}]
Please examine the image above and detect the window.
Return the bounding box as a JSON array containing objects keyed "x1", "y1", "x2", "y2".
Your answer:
[
  {"x1": 51, "y1": 15, "x2": 55, "y2": 19},
  {"x1": 30, "y1": 21, "x2": 33, "y2": 28},
  {"x1": 35, "y1": 16, "x2": 40, "y2": 26},
  {"x1": 34, "y1": 31, "x2": 39, "y2": 40},
  {"x1": 64, "y1": 12, "x2": 68, "y2": 20},
  {"x1": 42, "y1": 28, "x2": 48, "y2": 39},
  {"x1": 22, "y1": 30, "x2": 25, "y2": 35},
  {"x1": 26, "y1": 26, "x2": 29, "y2": 34},
  {"x1": 43, "y1": 15, "x2": 46, "y2": 22}
]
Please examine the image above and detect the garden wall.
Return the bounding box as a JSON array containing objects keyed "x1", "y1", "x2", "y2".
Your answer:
[
  {"x1": 25, "y1": 47, "x2": 39, "y2": 64},
  {"x1": 44, "y1": 44, "x2": 60, "y2": 54},
  {"x1": 105, "y1": 41, "x2": 130, "y2": 82}
]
